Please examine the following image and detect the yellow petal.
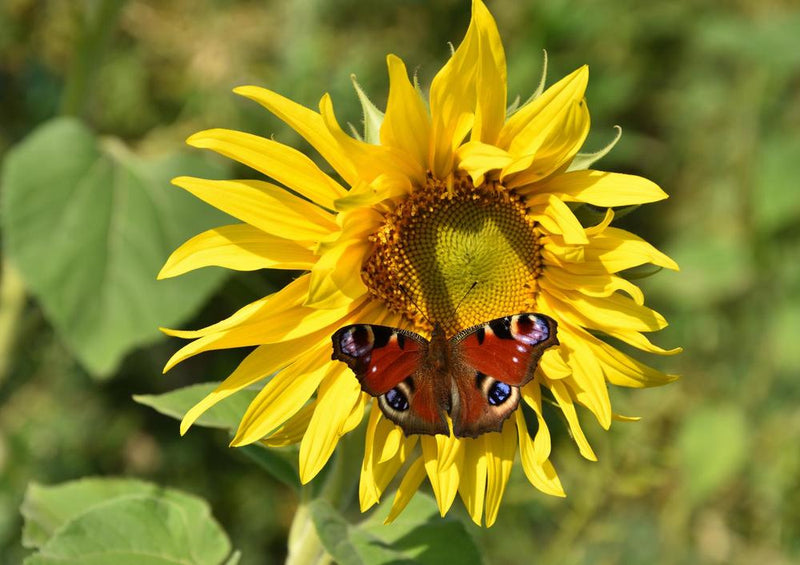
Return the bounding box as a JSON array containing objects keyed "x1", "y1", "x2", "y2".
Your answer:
[
  {"x1": 187, "y1": 128, "x2": 346, "y2": 210},
  {"x1": 360, "y1": 408, "x2": 417, "y2": 511},
  {"x1": 484, "y1": 420, "x2": 517, "y2": 527},
  {"x1": 158, "y1": 224, "x2": 315, "y2": 279},
  {"x1": 531, "y1": 170, "x2": 668, "y2": 206},
  {"x1": 421, "y1": 434, "x2": 463, "y2": 516},
  {"x1": 455, "y1": 141, "x2": 513, "y2": 187},
  {"x1": 171, "y1": 177, "x2": 337, "y2": 238},
  {"x1": 166, "y1": 293, "x2": 368, "y2": 367},
  {"x1": 614, "y1": 413, "x2": 642, "y2": 422},
  {"x1": 164, "y1": 276, "x2": 309, "y2": 367},
  {"x1": 542, "y1": 266, "x2": 645, "y2": 305},
  {"x1": 559, "y1": 328, "x2": 612, "y2": 429},
  {"x1": 306, "y1": 240, "x2": 371, "y2": 309},
  {"x1": 306, "y1": 207, "x2": 382, "y2": 308},
  {"x1": 471, "y1": 0, "x2": 507, "y2": 145},
  {"x1": 380, "y1": 55, "x2": 431, "y2": 170},
  {"x1": 498, "y1": 65, "x2": 588, "y2": 152},
  {"x1": 161, "y1": 275, "x2": 309, "y2": 339},
  {"x1": 588, "y1": 334, "x2": 679, "y2": 387},
  {"x1": 179, "y1": 336, "x2": 321, "y2": 434},
  {"x1": 299, "y1": 364, "x2": 363, "y2": 483},
  {"x1": 231, "y1": 344, "x2": 332, "y2": 446},
  {"x1": 428, "y1": 7, "x2": 479, "y2": 177},
  {"x1": 234, "y1": 85, "x2": 359, "y2": 186},
  {"x1": 539, "y1": 292, "x2": 680, "y2": 356},
  {"x1": 545, "y1": 286, "x2": 668, "y2": 333},
  {"x1": 547, "y1": 378, "x2": 597, "y2": 461},
  {"x1": 457, "y1": 438, "x2": 487, "y2": 526},
  {"x1": 261, "y1": 401, "x2": 317, "y2": 447},
  {"x1": 333, "y1": 174, "x2": 412, "y2": 212},
  {"x1": 540, "y1": 348, "x2": 572, "y2": 380},
  {"x1": 520, "y1": 381, "x2": 552, "y2": 463},
  {"x1": 359, "y1": 406, "x2": 383, "y2": 510},
  {"x1": 529, "y1": 194, "x2": 589, "y2": 245},
  {"x1": 588, "y1": 227, "x2": 679, "y2": 272},
  {"x1": 384, "y1": 455, "x2": 426, "y2": 524},
  {"x1": 503, "y1": 97, "x2": 590, "y2": 186},
  {"x1": 319, "y1": 94, "x2": 424, "y2": 185},
  {"x1": 515, "y1": 410, "x2": 565, "y2": 497}
]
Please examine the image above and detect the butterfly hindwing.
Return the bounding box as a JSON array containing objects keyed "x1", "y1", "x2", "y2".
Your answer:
[
  {"x1": 331, "y1": 325, "x2": 448, "y2": 436},
  {"x1": 451, "y1": 314, "x2": 558, "y2": 438}
]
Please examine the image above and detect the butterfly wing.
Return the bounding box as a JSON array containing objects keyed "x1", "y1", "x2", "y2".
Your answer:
[
  {"x1": 331, "y1": 324, "x2": 448, "y2": 436},
  {"x1": 450, "y1": 313, "x2": 558, "y2": 438}
]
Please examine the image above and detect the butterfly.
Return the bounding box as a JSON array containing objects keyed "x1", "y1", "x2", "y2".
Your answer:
[{"x1": 331, "y1": 314, "x2": 558, "y2": 438}]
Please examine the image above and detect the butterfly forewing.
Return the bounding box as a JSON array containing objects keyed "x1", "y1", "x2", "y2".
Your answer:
[
  {"x1": 331, "y1": 324, "x2": 449, "y2": 436},
  {"x1": 456, "y1": 313, "x2": 558, "y2": 387},
  {"x1": 331, "y1": 325, "x2": 424, "y2": 395},
  {"x1": 450, "y1": 314, "x2": 558, "y2": 438}
]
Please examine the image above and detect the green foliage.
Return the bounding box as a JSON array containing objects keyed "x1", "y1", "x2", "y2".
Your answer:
[
  {"x1": 22, "y1": 478, "x2": 235, "y2": 565},
  {"x1": 134, "y1": 382, "x2": 303, "y2": 492},
  {"x1": 1, "y1": 117, "x2": 231, "y2": 377},
  {"x1": 134, "y1": 383, "x2": 259, "y2": 431},
  {"x1": 309, "y1": 495, "x2": 482, "y2": 565}
]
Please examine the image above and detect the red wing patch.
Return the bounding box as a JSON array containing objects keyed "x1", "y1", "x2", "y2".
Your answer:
[
  {"x1": 331, "y1": 325, "x2": 424, "y2": 395},
  {"x1": 456, "y1": 314, "x2": 558, "y2": 387}
]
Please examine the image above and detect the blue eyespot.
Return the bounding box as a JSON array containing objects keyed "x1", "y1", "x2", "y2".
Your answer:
[
  {"x1": 488, "y1": 382, "x2": 512, "y2": 406},
  {"x1": 385, "y1": 387, "x2": 410, "y2": 411}
]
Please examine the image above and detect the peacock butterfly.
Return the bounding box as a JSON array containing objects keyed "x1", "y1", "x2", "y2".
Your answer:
[{"x1": 331, "y1": 314, "x2": 558, "y2": 438}]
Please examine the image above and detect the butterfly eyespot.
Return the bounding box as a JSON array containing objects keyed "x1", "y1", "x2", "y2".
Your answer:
[
  {"x1": 339, "y1": 326, "x2": 374, "y2": 356},
  {"x1": 385, "y1": 387, "x2": 410, "y2": 411},
  {"x1": 487, "y1": 381, "x2": 512, "y2": 406}
]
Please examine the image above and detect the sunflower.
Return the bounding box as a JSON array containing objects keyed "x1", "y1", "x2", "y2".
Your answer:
[{"x1": 160, "y1": 0, "x2": 680, "y2": 526}]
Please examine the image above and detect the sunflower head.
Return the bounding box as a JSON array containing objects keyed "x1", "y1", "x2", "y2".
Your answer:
[{"x1": 161, "y1": 0, "x2": 680, "y2": 527}]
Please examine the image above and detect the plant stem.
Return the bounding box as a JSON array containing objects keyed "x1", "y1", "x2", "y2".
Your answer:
[
  {"x1": 60, "y1": 0, "x2": 126, "y2": 117},
  {"x1": 285, "y1": 499, "x2": 326, "y2": 565},
  {"x1": 0, "y1": 259, "x2": 27, "y2": 385}
]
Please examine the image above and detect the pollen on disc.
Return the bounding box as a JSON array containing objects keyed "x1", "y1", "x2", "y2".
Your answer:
[{"x1": 362, "y1": 172, "x2": 543, "y2": 336}]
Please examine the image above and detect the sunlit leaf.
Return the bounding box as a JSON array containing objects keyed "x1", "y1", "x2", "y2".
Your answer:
[
  {"x1": 22, "y1": 478, "x2": 234, "y2": 565},
  {"x1": 134, "y1": 383, "x2": 258, "y2": 431},
  {"x1": 0, "y1": 117, "x2": 231, "y2": 377}
]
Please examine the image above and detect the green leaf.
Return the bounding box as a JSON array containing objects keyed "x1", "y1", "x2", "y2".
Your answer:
[
  {"x1": 677, "y1": 404, "x2": 749, "y2": 503},
  {"x1": 0, "y1": 117, "x2": 231, "y2": 377},
  {"x1": 22, "y1": 478, "x2": 234, "y2": 565},
  {"x1": 238, "y1": 444, "x2": 301, "y2": 492},
  {"x1": 309, "y1": 499, "x2": 366, "y2": 565},
  {"x1": 133, "y1": 383, "x2": 259, "y2": 431},
  {"x1": 310, "y1": 494, "x2": 483, "y2": 565},
  {"x1": 360, "y1": 493, "x2": 483, "y2": 565},
  {"x1": 133, "y1": 384, "x2": 301, "y2": 489}
]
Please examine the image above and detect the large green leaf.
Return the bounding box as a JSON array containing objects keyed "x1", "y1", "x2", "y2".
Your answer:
[
  {"x1": 134, "y1": 384, "x2": 301, "y2": 489},
  {"x1": 0, "y1": 117, "x2": 231, "y2": 377},
  {"x1": 133, "y1": 383, "x2": 259, "y2": 431},
  {"x1": 22, "y1": 478, "x2": 234, "y2": 565},
  {"x1": 309, "y1": 494, "x2": 483, "y2": 565}
]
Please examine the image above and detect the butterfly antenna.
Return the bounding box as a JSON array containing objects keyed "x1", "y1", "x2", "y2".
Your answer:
[
  {"x1": 398, "y1": 285, "x2": 432, "y2": 325},
  {"x1": 452, "y1": 281, "x2": 478, "y2": 317}
]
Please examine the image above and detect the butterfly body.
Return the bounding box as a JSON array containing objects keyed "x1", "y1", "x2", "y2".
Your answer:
[{"x1": 331, "y1": 314, "x2": 558, "y2": 438}]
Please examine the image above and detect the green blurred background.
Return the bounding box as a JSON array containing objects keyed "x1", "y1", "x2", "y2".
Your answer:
[{"x1": 1, "y1": 0, "x2": 799, "y2": 563}]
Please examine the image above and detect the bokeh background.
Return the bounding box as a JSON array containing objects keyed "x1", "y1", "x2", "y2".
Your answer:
[{"x1": 2, "y1": 0, "x2": 799, "y2": 563}]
